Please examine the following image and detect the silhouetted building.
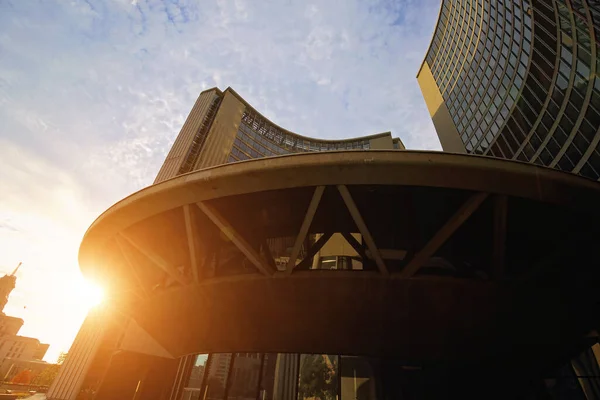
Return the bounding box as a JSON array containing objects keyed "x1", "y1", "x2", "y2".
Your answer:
[
  {"x1": 0, "y1": 336, "x2": 48, "y2": 364},
  {"x1": 0, "y1": 264, "x2": 20, "y2": 313},
  {"x1": 0, "y1": 264, "x2": 50, "y2": 383},
  {"x1": 0, "y1": 316, "x2": 23, "y2": 337}
]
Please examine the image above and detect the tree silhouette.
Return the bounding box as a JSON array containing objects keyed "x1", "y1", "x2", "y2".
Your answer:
[
  {"x1": 32, "y1": 352, "x2": 68, "y2": 386},
  {"x1": 11, "y1": 369, "x2": 32, "y2": 385},
  {"x1": 298, "y1": 355, "x2": 337, "y2": 400}
]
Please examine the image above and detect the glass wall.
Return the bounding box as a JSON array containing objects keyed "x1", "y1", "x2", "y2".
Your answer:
[
  {"x1": 426, "y1": 0, "x2": 533, "y2": 154},
  {"x1": 500, "y1": 0, "x2": 600, "y2": 181},
  {"x1": 181, "y1": 354, "x2": 209, "y2": 400},
  {"x1": 179, "y1": 353, "x2": 415, "y2": 400},
  {"x1": 228, "y1": 108, "x2": 372, "y2": 163},
  {"x1": 179, "y1": 351, "x2": 599, "y2": 399},
  {"x1": 425, "y1": 0, "x2": 600, "y2": 180}
]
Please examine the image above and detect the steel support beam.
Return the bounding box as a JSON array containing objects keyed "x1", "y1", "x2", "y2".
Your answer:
[
  {"x1": 196, "y1": 201, "x2": 275, "y2": 276},
  {"x1": 286, "y1": 186, "x2": 325, "y2": 273},
  {"x1": 115, "y1": 236, "x2": 148, "y2": 299},
  {"x1": 118, "y1": 232, "x2": 188, "y2": 286},
  {"x1": 337, "y1": 185, "x2": 389, "y2": 276},
  {"x1": 400, "y1": 192, "x2": 489, "y2": 278},
  {"x1": 341, "y1": 232, "x2": 369, "y2": 260},
  {"x1": 293, "y1": 232, "x2": 333, "y2": 271},
  {"x1": 183, "y1": 204, "x2": 201, "y2": 283}
]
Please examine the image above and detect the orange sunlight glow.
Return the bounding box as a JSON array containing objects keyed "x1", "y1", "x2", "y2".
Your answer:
[{"x1": 74, "y1": 279, "x2": 105, "y2": 309}]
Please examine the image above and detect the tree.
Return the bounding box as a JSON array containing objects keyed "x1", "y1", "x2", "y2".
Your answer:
[
  {"x1": 11, "y1": 369, "x2": 32, "y2": 385},
  {"x1": 31, "y1": 352, "x2": 68, "y2": 386},
  {"x1": 57, "y1": 352, "x2": 67, "y2": 364},
  {"x1": 298, "y1": 355, "x2": 338, "y2": 400},
  {"x1": 31, "y1": 364, "x2": 59, "y2": 386}
]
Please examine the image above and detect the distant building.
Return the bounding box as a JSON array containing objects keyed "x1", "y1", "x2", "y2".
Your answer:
[
  {"x1": 0, "y1": 264, "x2": 19, "y2": 313},
  {"x1": 0, "y1": 315, "x2": 23, "y2": 337},
  {"x1": 0, "y1": 265, "x2": 50, "y2": 383},
  {"x1": 0, "y1": 336, "x2": 48, "y2": 365},
  {"x1": 0, "y1": 358, "x2": 48, "y2": 382}
]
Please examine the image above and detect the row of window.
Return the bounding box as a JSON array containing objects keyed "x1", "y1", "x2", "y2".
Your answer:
[
  {"x1": 427, "y1": 0, "x2": 600, "y2": 181},
  {"x1": 483, "y1": 0, "x2": 600, "y2": 181},
  {"x1": 180, "y1": 353, "x2": 419, "y2": 400},
  {"x1": 228, "y1": 113, "x2": 381, "y2": 165},
  {"x1": 476, "y1": 2, "x2": 556, "y2": 153},
  {"x1": 178, "y1": 350, "x2": 598, "y2": 400},
  {"x1": 237, "y1": 123, "x2": 290, "y2": 156},
  {"x1": 1, "y1": 340, "x2": 27, "y2": 360},
  {"x1": 240, "y1": 109, "x2": 371, "y2": 153},
  {"x1": 445, "y1": 0, "x2": 532, "y2": 152},
  {"x1": 432, "y1": 0, "x2": 482, "y2": 92}
]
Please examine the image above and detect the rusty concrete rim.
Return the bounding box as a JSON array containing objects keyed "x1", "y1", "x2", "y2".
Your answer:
[{"x1": 79, "y1": 150, "x2": 600, "y2": 272}]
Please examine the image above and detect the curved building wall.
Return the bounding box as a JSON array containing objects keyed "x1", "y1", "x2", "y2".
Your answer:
[
  {"x1": 418, "y1": 0, "x2": 600, "y2": 181},
  {"x1": 156, "y1": 87, "x2": 404, "y2": 182}
]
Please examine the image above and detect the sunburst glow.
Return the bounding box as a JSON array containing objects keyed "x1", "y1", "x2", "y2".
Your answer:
[{"x1": 75, "y1": 279, "x2": 105, "y2": 309}]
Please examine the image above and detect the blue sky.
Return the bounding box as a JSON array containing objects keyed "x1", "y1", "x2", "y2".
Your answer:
[{"x1": 0, "y1": 0, "x2": 440, "y2": 362}]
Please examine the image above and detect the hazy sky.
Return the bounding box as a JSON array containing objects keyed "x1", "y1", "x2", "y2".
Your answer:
[{"x1": 0, "y1": 0, "x2": 441, "y2": 362}]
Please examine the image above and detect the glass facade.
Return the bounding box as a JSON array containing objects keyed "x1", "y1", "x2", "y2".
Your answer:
[
  {"x1": 180, "y1": 352, "x2": 418, "y2": 400},
  {"x1": 419, "y1": 1, "x2": 600, "y2": 396},
  {"x1": 422, "y1": 0, "x2": 600, "y2": 180},
  {"x1": 228, "y1": 108, "x2": 373, "y2": 163},
  {"x1": 427, "y1": 0, "x2": 533, "y2": 154},
  {"x1": 178, "y1": 350, "x2": 600, "y2": 399}
]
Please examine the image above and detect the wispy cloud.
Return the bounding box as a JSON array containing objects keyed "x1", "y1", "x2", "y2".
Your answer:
[{"x1": 0, "y1": 0, "x2": 440, "y2": 360}]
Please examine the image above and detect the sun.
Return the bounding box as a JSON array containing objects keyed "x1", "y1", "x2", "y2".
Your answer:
[{"x1": 79, "y1": 279, "x2": 105, "y2": 309}]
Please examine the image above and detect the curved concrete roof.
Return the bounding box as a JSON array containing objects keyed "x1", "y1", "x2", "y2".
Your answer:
[{"x1": 80, "y1": 151, "x2": 600, "y2": 263}]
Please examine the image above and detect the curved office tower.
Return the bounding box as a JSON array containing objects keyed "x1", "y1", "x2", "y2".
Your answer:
[
  {"x1": 418, "y1": 0, "x2": 600, "y2": 180},
  {"x1": 153, "y1": 87, "x2": 404, "y2": 184}
]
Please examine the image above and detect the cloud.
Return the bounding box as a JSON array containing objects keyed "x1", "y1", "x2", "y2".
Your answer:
[{"x1": 0, "y1": 0, "x2": 441, "y2": 360}]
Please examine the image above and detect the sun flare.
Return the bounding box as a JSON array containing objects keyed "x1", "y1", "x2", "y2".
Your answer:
[{"x1": 79, "y1": 279, "x2": 105, "y2": 309}]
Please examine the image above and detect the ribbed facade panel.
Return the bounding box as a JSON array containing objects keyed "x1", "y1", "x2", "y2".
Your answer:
[
  {"x1": 46, "y1": 308, "x2": 107, "y2": 400},
  {"x1": 154, "y1": 89, "x2": 221, "y2": 183},
  {"x1": 195, "y1": 91, "x2": 245, "y2": 170}
]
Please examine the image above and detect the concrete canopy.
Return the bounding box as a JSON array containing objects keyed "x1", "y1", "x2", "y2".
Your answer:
[{"x1": 79, "y1": 150, "x2": 600, "y2": 374}]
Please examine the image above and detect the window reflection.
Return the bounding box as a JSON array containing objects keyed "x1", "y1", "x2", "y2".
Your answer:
[
  {"x1": 298, "y1": 354, "x2": 339, "y2": 400},
  {"x1": 312, "y1": 233, "x2": 363, "y2": 271},
  {"x1": 206, "y1": 353, "x2": 231, "y2": 399},
  {"x1": 182, "y1": 354, "x2": 208, "y2": 400},
  {"x1": 178, "y1": 353, "x2": 438, "y2": 400},
  {"x1": 228, "y1": 353, "x2": 262, "y2": 400},
  {"x1": 340, "y1": 356, "x2": 379, "y2": 400}
]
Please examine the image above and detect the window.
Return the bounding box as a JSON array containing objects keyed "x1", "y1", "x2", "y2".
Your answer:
[
  {"x1": 298, "y1": 354, "x2": 339, "y2": 400},
  {"x1": 227, "y1": 354, "x2": 263, "y2": 399}
]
